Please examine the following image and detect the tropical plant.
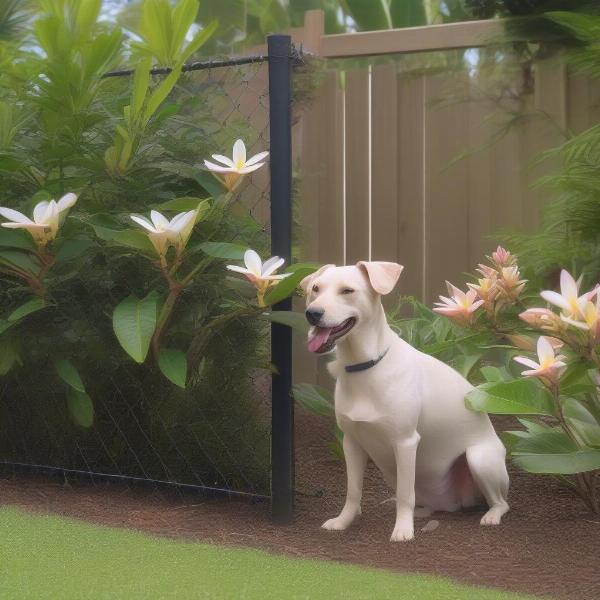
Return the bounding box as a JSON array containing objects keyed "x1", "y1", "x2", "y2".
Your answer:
[
  {"x1": 0, "y1": 0, "x2": 307, "y2": 492},
  {"x1": 501, "y1": 7, "x2": 600, "y2": 284}
]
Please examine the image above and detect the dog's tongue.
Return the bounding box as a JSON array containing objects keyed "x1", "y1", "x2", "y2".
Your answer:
[{"x1": 308, "y1": 327, "x2": 332, "y2": 353}]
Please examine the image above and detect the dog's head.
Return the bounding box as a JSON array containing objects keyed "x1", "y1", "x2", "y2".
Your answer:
[{"x1": 300, "y1": 262, "x2": 403, "y2": 354}]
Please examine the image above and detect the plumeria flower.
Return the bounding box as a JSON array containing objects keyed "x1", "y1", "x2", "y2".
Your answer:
[
  {"x1": 561, "y1": 294, "x2": 600, "y2": 343},
  {"x1": 519, "y1": 307, "x2": 562, "y2": 331},
  {"x1": 0, "y1": 193, "x2": 77, "y2": 246},
  {"x1": 227, "y1": 249, "x2": 289, "y2": 307},
  {"x1": 497, "y1": 266, "x2": 527, "y2": 299},
  {"x1": 488, "y1": 246, "x2": 515, "y2": 268},
  {"x1": 514, "y1": 336, "x2": 567, "y2": 384},
  {"x1": 507, "y1": 334, "x2": 564, "y2": 352},
  {"x1": 204, "y1": 139, "x2": 269, "y2": 191},
  {"x1": 476, "y1": 263, "x2": 498, "y2": 280},
  {"x1": 540, "y1": 269, "x2": 595, "y2": 319},
  {"x1": 433, "y1": 281, "x2": 484, "y2": 325},
  {"x1": 131, "y1": 209, "x2": 197, "y2": 258},
  {"x1": 467, "y1": 276, "x2": 498, "y2": 305}
]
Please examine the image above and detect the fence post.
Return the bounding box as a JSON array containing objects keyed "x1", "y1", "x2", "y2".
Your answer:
[{"x1": 268, "y1": 34, "x2": 294, "y2": 524}]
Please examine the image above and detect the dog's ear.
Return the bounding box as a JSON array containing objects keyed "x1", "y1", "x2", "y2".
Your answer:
[
  {"x1": 357, "y1": 261, "x2": 404, "y2": 295},
  {"x1": 299, "y1": 264, "x2": 335, "y2": 294}
]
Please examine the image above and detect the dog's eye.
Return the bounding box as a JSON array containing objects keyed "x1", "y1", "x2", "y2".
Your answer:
[
  {"x1": 341, "y1": 288, "x2": 355, "y2": 295},
  {"x1": 312, "y1": 285, "x2": 319, "y2": 293}
]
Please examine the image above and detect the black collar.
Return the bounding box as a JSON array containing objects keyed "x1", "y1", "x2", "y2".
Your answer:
[{"x1": 344, "y1": 347, "x2": 390, "y2": 373}]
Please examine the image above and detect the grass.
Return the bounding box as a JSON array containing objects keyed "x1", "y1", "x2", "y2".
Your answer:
[{"x1": 0, "y1": 506, "x2": 538, "y2": 600}]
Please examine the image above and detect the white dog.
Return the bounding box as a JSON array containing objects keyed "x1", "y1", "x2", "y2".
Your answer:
[{"x1": 301, "y1": 262, "x2": 509, "y2": 542}]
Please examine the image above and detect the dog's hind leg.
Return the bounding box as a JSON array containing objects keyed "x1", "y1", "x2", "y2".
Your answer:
[
  {"x1": 466, "y1": 441, "x2": 509, "y2": 526},
  {"x1": 322, "y1": 433, "x2": 368, "y2": 531}
]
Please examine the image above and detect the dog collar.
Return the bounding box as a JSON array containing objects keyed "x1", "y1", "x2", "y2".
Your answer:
[{"x1": 344, "y1": 347, "x2": 390, "y2": 373}]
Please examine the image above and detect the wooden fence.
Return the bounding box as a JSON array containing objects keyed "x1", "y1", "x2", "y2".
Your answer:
[{"x1": 285, "y1": 11, "x2": 600, "y2": 385}]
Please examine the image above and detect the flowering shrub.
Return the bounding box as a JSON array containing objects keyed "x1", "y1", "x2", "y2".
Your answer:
[
  {"x1": 433, "y1": 247, "x2": 600, "y2": 512},
  {"x1": 0, "y1": 0, "x2": 312, "y2": 491}
]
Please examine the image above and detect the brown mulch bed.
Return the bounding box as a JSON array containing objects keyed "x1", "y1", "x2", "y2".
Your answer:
[{"x1": 1, "y1": 412, "x2": 599, "y2": 600}]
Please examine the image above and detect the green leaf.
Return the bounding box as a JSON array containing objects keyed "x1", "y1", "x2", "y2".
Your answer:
[
  {"x1": 465, "y1": 378, "x2": 555, "y2": 416},
  {"x1": 154, "y1": 197, "x2": 210, "y2": 214},
  {"x1": 8, "y1": 298, "x2": 45, "y2": 322},
  {"x1": 451, "y1": 353, "x2": 481, "y2": 379},
  {"x1": 158, "y1": 348, "x2": 187, "y2": 388},
  {"x1": 112, "y1": 293, "x2": 158, "y2": 363},
  {"x1": 132, "y1": 57, "x2": 152, "y2": 117},
  {"x1": 264, "y1": 266, "x2": 317, "y2": 306},
  {"x1": 181, "y1": 19, "x2": 218, "y2": 62},
  {"x1": 292, "y1": 383, "x2": 334, "y2": 417},
  {"x1": 144, "y1": 65, "x2": 182, "y2": 124},
  {"x1": 0, "y1": 342, "x2": 19, "y2": 376},
  {"x1": 0, "y1": 228, "x2": 36, "y2": 251},
  {"x1": 0, "y1": 249, "x2": 40, "y2": 274},
  {"x1": 54, "y1": 359, "x2": 85, "y2": 394},
  {"x1": 66, "y1": 388, "x2": 94, "y2": 428},
  {"x1": 562, "y1": 397, "x2": 600, "y2": 447},
  {"x1": 54, "y1": 239, "x2": 95, "y2": 262},
  {"x1": 512, "y1": 431, "x2": 600, "y2": 474},
  {"x1": 390, "y1": 0, "x2": 427, "y2": 28},
  {"x1": 200, "y1": 241, "x2": 247, "y2": 260},
  {"x1": 344, "y1": 0, "x2": 392, "y2": 30},
  {"x1": 194, "y1": 171, "x2": 226, "y2": 197},
  {"x1": 480, "y1": 366, "x2": 511, "y2": 383},
  {"x1": 267, "y1": 310, "x2": 309, "y2": 334},
  {"x1": 112, "y1": 230, "x2": 157, "y2": 255}
]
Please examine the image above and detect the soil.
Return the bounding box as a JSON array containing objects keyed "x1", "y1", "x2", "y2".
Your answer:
[{"x1": 1, "y1": 412, "x2": 599, "y2": 600}]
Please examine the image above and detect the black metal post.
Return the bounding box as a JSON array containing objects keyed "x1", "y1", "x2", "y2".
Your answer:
[{"x1": 267, "y1": 34, "x2": 294, "y2": 524}]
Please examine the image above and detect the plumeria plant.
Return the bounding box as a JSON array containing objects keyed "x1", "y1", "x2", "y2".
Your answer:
[{"x1": 431, "y1": 247, "x2": 600, "y2": 512}]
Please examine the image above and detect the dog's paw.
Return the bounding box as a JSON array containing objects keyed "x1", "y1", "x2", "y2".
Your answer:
[
  {"x1": 480, "y1": 504, "x2": 508, "y2": 526},
  {"x1": 321, "y1": 516, "x2": 352, "y2": 531},
  {"x1": 390, "y1": 524, "x2": 414, "y2": 542}
]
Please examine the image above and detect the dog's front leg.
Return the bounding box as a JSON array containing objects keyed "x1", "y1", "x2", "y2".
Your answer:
[
  {"x1": 390, "y1": 432, "x2": 420, "y2": 542},
  {"x1": 322, "y1": 433, "x2": 368, "y2": 531}
]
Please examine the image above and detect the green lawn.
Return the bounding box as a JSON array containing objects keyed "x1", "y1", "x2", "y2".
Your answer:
[{"x1": 0, "y1": 506, "x2": 537, "y2": 600}]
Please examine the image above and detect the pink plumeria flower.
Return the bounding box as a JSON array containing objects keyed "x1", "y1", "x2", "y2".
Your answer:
[
  {"x1": 519, "y1": 307, "x2": 562, "y2": 331},
  {"x1": 540, "y1": 269, "x2": 595, "y2": 319},
  {"x1": 433, "y1": 281, "x2": 484, "y2": 325},
  {"x1": 514, "y1": 336, "x2": 567, "y2": 384},
  {"x1": 204, "y1": 139, "x2": 269, "y2": 191},
  {"x1": 0, "y1": 193, "x2": 77, "y2": 246},
  {"x1": 227, "y1": 249, "x2": 290, "y2": 307},
  {"x1": 476, "y1": 263, "x2": 498, "y2": 280},
  {"x1": 561, "y1": 294, "x2": 600, "y2": 343},
  {"x1": 488, "y1": 246, "x2": 514, "y2": 267}
]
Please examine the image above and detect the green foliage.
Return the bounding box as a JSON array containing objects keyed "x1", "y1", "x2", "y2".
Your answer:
[
  {"x1": 501, "y1": 6, "x2": 600, "y2": 283},
  {"x1": 0, "y1": 0, "x2": 284, "y2": 493}
]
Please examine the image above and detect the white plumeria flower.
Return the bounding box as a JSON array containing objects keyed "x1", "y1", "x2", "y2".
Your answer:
[
  {"x1": 130, "y1": 209, "x2": 197, "y2": 257},
  {"x1": 204, "y1": 139, "x2": 269, "y2": 191},
  {"x1": 540, "y1": 269, "x2": 595, "y2": 319},
  {"x1": 561, "y1": 293, "x2": 600, "y2": 343},
  {"x1": 227, "y1": 249, "x2": 289, "y2": 306},
  {"x1": 514, "y1": 336, "x2": 567, "y2": 384},
  {"x1": 0, "y1": 193, "x2": 77, "y2": 245},
  {"x1": 433, "y1": 281, "x2": 484, "y2": 325}
]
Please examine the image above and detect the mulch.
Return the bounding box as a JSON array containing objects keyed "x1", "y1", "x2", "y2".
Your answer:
[{"x1": 1, "y1": 412, "x2": 599, "y2": 600}]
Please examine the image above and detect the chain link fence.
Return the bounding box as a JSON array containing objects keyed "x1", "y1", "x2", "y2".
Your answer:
[{"x1": 0, "y1": 39, "x2": 299, "y2": 517}]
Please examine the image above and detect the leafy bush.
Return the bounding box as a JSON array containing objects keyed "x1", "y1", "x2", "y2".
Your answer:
[{"x1": 0, "y1": 0, "x2": 310, "y2": 493}]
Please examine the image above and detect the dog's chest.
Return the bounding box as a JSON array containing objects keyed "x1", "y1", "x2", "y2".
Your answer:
[{"x1": 334, "y1": 372, "x2": 409, "y2": 441}]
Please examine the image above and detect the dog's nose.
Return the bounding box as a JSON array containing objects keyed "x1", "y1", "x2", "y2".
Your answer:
[{"x1": 305, "y1": 308, "x2": 324, "y2": 326}]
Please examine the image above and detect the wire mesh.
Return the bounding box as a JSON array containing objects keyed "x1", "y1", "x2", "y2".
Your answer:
[{"x1": 0, "y1": 55, "x2": 276, "y2": 499}]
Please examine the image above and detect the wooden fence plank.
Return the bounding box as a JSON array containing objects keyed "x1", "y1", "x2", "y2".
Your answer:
[
  {"x1": 424, "y1": 74, "x2": 470, "y2": 304},
  {"x1": 396, "y1": 75, "x2": 425, "y2": 301},
  {"x1": 345, "y1": 68, "x2": 371, "y2": 265}
]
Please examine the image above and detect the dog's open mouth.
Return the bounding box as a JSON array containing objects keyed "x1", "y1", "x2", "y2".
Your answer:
[{"x1": 307, "y1": 318, "x2": 356, "y2": 354}]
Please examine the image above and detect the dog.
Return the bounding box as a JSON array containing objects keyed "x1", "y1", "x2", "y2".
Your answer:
[{"x1": 300, "y1": 261, "x2": 509, "y2": 542}]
